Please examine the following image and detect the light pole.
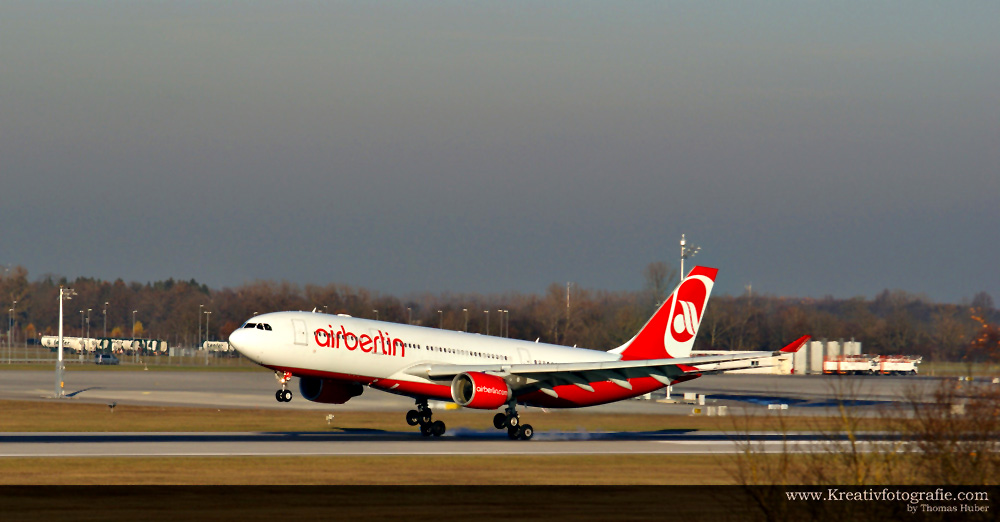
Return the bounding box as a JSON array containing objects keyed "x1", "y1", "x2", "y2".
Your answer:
[
  {"x1": 373, "y1": 309, "x2": 378, "y2": 321},
  {"x1": 438, "y1": 310, "x2": 443, "y2": 329},
  {"x1": 504, "y1": 310, "x2": 509, "y2": 338},
  {"x1": 484, "y1": 310, "x2": 490, "y2": 336},
  {"x1": 197, "y1": 305, "x2": 205, "y2": 350},
  {"x1": 79, "y1": 311, "x2": 85, "y2": 356},
  {"x1": 85, "y1": 308, "x2": 92, "y2": 351},
  {"x1": 55, "y1": 287, "x2": 76, "y2": 397},
  {"x1": 407, "y1": 307, "x2": 412, "y2": 325},
  {"x1": 103, "y1": 302, "x2": 108, "y2": 340},
  {"x1": 204, "y1": 311, "x2": 211, "y2": 366},
  {"x1": 463, "y1": 309, "x2": 468, "y2": 332},
  {"x1": 680, "y1": 233, "x2": 701, "y2": 279},
  {"x1": 10, "y1": 299, "x2": 16, "y2": 363},
  {"x1": 204, "y1": 311, "x2": 211, "y2": 343},
  {"x1": 497, "y1": 310, "x2": 503, "y2": 337},
  {"x1": 132, "y1": 311, "x2": 137, "y2": 358},
  {"x1": 7, "y1": 305, "x2": 13, "y2": 364},
  {"x1": 566, "y1": 282, "x2": 574, "y2": 342}
]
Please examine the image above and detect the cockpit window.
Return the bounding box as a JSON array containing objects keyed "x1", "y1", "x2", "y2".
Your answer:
[{"x1": 243, "y1": 322, "x2": 271, "y2": 331}]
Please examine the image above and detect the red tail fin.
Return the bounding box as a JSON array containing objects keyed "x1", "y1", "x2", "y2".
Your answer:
[{"x1": 611, "y1": 266, "x2": 718, "y2": 361}]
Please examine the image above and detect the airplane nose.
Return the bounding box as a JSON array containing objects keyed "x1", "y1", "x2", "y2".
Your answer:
[{"x1": 229, "y1": 329, "x2": 251, "y2": 354}]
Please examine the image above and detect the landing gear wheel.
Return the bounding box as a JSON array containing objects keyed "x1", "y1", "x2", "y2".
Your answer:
[
  {"x1": 413, "y1": 399, "x2": 437, "y2": 435},
  {"x1": 281, "y1": 389, "x2": 293, "y2": 402},
  {"x1": 507, "y1": 426, "x2": 519, "y2": 440},
  {"x1": 507, "y1": 415, "x2": 519, "y2": 428},
  {"x1": 493, "y1": 413, "x2": 506, "y2": 430},
  {"x1": 275, "y1": 390, "x2": 283, "y2": 402},
  {"x1": 519, "y1": 424, "x2": 534, "y2": 440}
]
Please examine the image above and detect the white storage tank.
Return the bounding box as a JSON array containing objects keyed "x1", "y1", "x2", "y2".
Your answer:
[
  {"x1": 808, "y1": 341, "x2": 825, "y2": 374},
  {"x1": 843, "y1": 340, "x2": 862, "y2": 356},
  {"x1": 826, "y1": 340, "x2": 841, "y2": 359},
  {"x1": 793, "y1": 346, "x2": 808, "y2": 374}
]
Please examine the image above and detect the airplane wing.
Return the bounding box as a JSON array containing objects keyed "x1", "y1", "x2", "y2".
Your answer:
[{"x1": 403, "y1": 335, "x2": 810, "y2": 396}]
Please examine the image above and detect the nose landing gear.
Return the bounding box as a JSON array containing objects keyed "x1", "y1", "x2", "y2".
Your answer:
[
  {"x1": 406, "y1": 399, "x2": 445, "y2": 437},
  {"x1": 274, "y1": 371, "x2": 293, "y2": 403}
]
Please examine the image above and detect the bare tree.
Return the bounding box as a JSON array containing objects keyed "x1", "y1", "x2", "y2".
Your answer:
[{"x1": 643, "y1": 261, "x2": 677, "y2": 309}]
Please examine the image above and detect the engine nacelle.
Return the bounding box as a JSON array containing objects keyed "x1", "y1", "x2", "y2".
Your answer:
[
  {"x1": 451, "y1": 372, "x2": 511, "y2": 410},
  {"x1": 299, "y1": 377, "x2": 364, "y2": 404}
]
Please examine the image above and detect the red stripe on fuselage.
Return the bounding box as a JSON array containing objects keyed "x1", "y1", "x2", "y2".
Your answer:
[{"x1": 265, "y1": 365, "x2": 701, "y2": 408}]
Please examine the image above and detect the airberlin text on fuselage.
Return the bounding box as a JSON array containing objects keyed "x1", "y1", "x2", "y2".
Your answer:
[{"x1": 314, "y1": 325, "x2": 405, "y2": 357}]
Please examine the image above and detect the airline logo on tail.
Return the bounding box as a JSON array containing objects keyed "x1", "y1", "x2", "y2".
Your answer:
[
  {"x1": 667, "y1": 276, "x2": 709, "y2": 344},
  {"x1": 615, "y1": 266, "x2": 717, "y2": 361}
]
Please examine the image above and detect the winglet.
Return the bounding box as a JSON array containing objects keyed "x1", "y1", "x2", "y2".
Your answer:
[{"x1": 778, "y1": 335, "x2": 811, "y2": 353}]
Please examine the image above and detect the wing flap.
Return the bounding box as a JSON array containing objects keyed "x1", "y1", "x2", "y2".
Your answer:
[{"x1": 400, "y1": 336, "x2": 810, "y2": 394}]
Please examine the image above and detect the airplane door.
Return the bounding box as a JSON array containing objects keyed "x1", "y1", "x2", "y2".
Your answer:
[{"x1": 292, "y1": 319, "x2": 308, "y2": 346}]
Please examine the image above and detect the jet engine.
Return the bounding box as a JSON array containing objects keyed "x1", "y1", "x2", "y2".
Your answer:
[
  {"x1": 299, "y1": 377, "x2": 364, "y2": 404},
  {"x1": 450, "y1": 372, "x2": 511, "y2": 410}
]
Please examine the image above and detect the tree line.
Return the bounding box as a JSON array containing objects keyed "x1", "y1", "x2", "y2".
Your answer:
[{"x1": 1, "y1": 264, "x2": 997, "y2": 363}]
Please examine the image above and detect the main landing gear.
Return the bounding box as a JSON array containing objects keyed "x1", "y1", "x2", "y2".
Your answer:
[
  {"x1": 493, "y1": 401, "x2": 533, "y2": 440},
  {"x1": 406, "y1": 399, "x2": 446, "y2": 437},
  {"x1": 274, "y1": 371, "x2": 293, "y2": 403}
]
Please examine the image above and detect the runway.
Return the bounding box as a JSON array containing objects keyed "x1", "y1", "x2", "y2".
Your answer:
[
  {"x1": 0, "y1": 370, "x2": 934, "y2": 458},
  {"x1": 0, "y1": 369, "x2": 942, "y2": 414},
  {"x1": 0, "y1": 430, "x2": 885, "y2": 457}
]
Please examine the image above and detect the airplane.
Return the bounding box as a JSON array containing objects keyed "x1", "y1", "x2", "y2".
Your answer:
[{"x1": 228, "y1": 266, "x2": 809, "y2": 440}]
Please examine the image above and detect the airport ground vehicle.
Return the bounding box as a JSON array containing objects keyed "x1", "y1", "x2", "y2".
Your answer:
[
  {"x1": 823, "y1": 355, "x2": 920, "y2": 375},
  {"x1": 95, "y1": 352, "x2": 120, "y2": 365}
]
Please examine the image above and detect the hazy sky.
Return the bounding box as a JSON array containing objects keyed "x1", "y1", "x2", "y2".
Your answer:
[{"x1": 2, "y1": 2, "x2": 997, "y2": 303}]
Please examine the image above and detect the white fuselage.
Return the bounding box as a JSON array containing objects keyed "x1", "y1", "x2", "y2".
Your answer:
[{"x1": 230, "y1": 311, "x2": 617, "y2": 387}]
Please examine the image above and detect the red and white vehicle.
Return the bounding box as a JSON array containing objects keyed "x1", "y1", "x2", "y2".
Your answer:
[
  {"x1": 876, "y1": 355, "x2": 921, "y2": 375},
  {"x1": 823, "y1": 355, "x2": 878, "y2": 375},
  {"x1": 229, "y1": 267, "x2": 809, "y2": 440},
  {"x1": 823, "y1": 355, "x2": 921, "y2": 375}
]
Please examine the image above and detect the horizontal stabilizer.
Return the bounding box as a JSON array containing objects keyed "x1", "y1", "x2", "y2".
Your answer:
[{"x1": 777, "y1": 335, "x2": 811, "y2": 354}]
